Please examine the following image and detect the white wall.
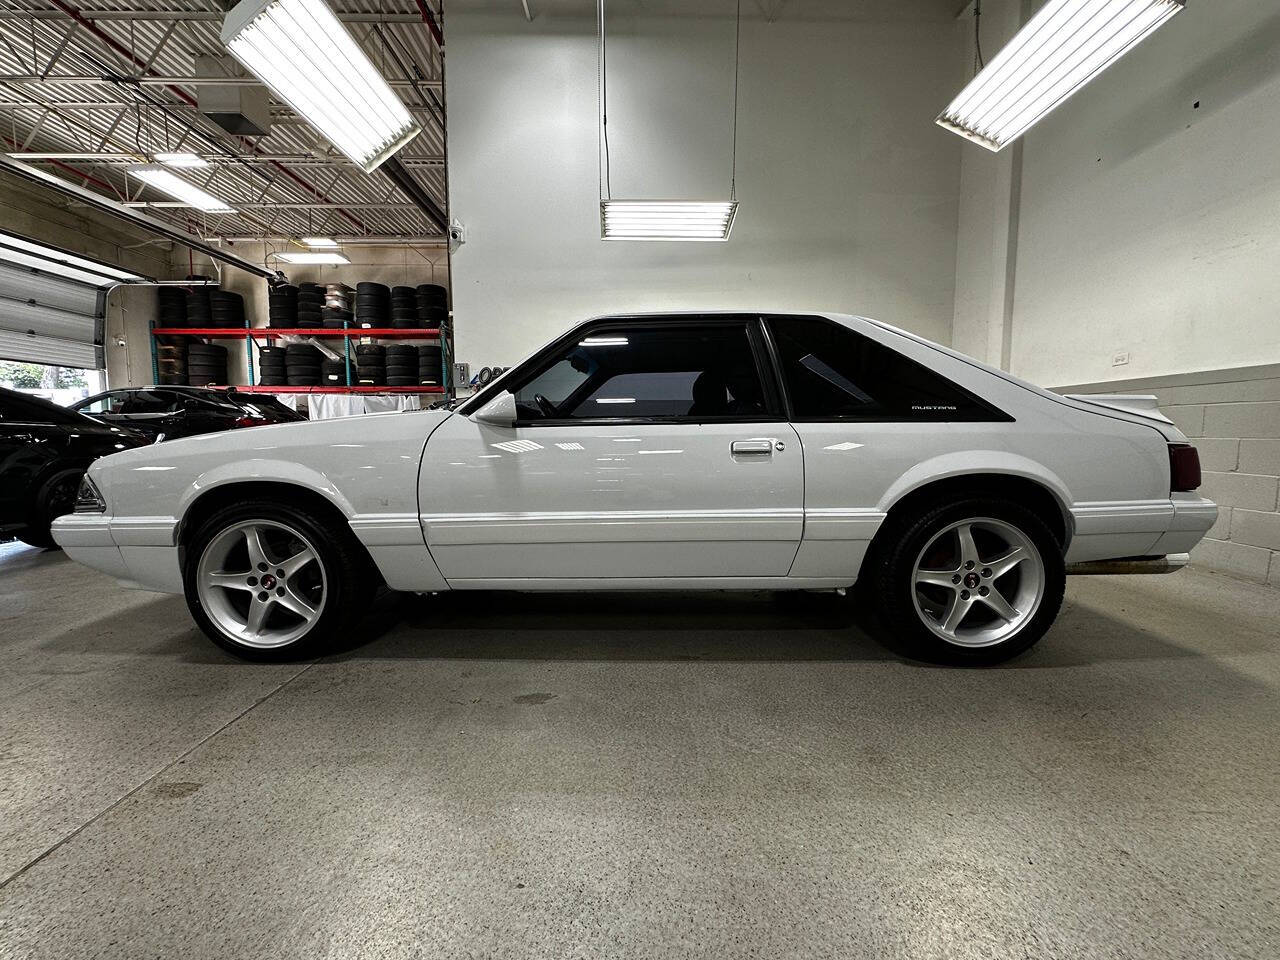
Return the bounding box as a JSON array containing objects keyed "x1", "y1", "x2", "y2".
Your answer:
[
  {"x1": 445, "y1": 9, "x2": 965, "y2": 367},
  {"x1": 999, "y1": 0, "x2": 1280, "y2": 386}
]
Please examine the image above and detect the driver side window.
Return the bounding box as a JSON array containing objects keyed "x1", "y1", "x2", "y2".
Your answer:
[{"x1": 514, "y1": 323, "x2": 767, "y2": 422}]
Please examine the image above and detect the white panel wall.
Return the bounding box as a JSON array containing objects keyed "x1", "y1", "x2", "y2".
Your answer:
[
  {"x1": 1003, "y1": 0, "x2": 1280, "y2": 386},
  {"x1": 445, "y1": 10, "x2": 965, "y2": 366}
]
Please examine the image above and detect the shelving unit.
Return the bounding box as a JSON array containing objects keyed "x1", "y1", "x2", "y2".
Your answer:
[{"x1": 149, "y1": 321, "x2": 452, "y2": 395}]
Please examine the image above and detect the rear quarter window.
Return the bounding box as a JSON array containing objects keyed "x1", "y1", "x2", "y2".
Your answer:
[{"x1": 767, "y1": 316, "x2": 1007, "y2": 422}]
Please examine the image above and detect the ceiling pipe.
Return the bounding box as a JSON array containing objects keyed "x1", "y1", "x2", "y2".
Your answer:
[
  {"x1": 0, "y1": 153, "x2": 278, "y2": 279},
  {"x1": 379, "y1": 156, "x2": 448, "y2": 233},
  {"x1": 413, "y1": 1, "x2": 445, "y2": 47}
]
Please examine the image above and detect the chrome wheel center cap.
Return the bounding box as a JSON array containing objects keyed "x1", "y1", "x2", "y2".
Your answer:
[
  {"x1": 260, "y1": 574, "x2": 277, "y2": 590},
  {"x1": 963, "y1": 572, "x2": 980, "y2": 589}
]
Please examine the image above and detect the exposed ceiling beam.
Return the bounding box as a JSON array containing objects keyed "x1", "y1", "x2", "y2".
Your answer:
[
  {"x1": 0, "y1": 74, "x2": 439, "y2": 89},
  {"x1": 0, "y1": 152, "x2": 278, "y2": 278},
  {"x1": 0, "y1": 11, "x2": 430, "y2": 23}
]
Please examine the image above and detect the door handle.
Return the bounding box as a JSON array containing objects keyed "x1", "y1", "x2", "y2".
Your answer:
[{"x1": 731, "y1": 439, "x2": 774, "y2": 456}]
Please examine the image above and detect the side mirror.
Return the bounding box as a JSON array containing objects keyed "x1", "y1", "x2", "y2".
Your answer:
[{"x1": 471, "y1": 390, "x2": 517, "y2": 428}]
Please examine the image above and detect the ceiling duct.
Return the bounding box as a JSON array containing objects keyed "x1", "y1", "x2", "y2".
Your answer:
[{"x1": 197, "y1": 55, "x2": 272, "y2": 138}]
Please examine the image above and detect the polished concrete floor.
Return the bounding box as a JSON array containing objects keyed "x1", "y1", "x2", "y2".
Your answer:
[{"x1": 0, "y1": 541, "x2": 1277, "y2": 960}]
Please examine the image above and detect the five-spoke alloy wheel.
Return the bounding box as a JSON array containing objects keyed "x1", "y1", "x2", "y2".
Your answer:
[
  {"x1": 872, "y1": 497, "x2": 1065, "y2": 665},
  {"x1": 183, "y1": 498, "x2": 374, "y2": 660},
  {"x1": 196, "y1": 520, "x2": 328, "y2": 649}
]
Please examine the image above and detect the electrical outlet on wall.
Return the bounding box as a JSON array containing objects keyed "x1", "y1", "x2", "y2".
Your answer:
[{"x1": 1112, "y1": 351, "x2": 1131, "y2": 367}]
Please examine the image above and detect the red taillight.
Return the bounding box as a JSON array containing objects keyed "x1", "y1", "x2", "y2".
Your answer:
[
  {"x1": 1169, "y1": 443, "x2": 1201, "y2": 492},
  {"x1": 233, "y1": 416, "x2": 266, "y2": 428}
]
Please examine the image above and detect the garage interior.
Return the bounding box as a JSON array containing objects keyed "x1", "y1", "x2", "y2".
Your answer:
[{"x1": 1, "y1": 0, "x2": 1278, "y2": 957}]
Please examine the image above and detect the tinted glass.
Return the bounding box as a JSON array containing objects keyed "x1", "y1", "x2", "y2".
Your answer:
[
  {"x1": 0, "y1": 390, "x2": 82, "y2": 425},
  {"x1": 769, "y1": 316, "x2": 996, "y2": 421},
  {"x1": 515, "y1": 323, "x2": 766, "y2": 421},
  {"x1": 78, "y1": 392, "x2": 126, "y2": 414}
]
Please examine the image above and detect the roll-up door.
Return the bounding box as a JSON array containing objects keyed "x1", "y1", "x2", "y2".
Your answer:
[{"x1": 0, "y1": 230, "x2": 144, "y2": 369}]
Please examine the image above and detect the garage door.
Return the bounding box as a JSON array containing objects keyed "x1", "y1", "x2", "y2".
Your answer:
[{"x1": 0, "y1": 230, "x2": 143, "y2": 369}]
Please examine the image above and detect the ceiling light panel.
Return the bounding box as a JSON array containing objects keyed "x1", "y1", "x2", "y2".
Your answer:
[
  {"x1": 154, "y1": 152, "x2": 209, "y2": 168},
  {"x1": 601, "y1": 201, "x2": 738, "y2": 242},
  {"x1": 302, "y1": 237, "x2": 339, "y2": 247},
  {"x1": 277, "y1": 252, "x2": 350, "y2": 264},
  {"x1": 937, "y1": 0, "x2": 1185, "y2": 151},
  {"x1": 130, "y1": 166, "x2": 236, "y2": 213},
  {"x1": 222, "y1": 0, "x2": 422, "y2": 173}
]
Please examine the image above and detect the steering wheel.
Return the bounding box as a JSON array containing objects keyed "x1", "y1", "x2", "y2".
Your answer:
[{"x1": 533, "y1": 393, "x2": 558, "y2": 419}]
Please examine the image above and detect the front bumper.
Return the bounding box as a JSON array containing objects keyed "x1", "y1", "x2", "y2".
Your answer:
[{"x1": 51, "y1": 513, "x2": 183, "y2": 593}]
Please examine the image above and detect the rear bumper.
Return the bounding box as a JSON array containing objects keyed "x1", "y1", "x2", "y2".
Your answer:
[
  {"x1": 1066, "y1": 495, "x2": 1217, "y2": 563},
  {"x1": 1067, "y1": 553, "x2": 1189, "y2": 576}
]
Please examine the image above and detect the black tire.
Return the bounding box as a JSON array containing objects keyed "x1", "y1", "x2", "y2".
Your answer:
[
  {"x1": 386, "y1": 375, "x2": 417, "y2": 387},
  {"x1": 17, "y1": 468, "x2": 83, "y2": 549},
  {"x1": 182, "y1": 499, "x2": 374, "y2": 661},
  {"x1": 286, "y1": 374, "x2": 320, "y2": 386},
  {"x1": 868, "y1": 497, "x2": 1065, "y2": 666}
]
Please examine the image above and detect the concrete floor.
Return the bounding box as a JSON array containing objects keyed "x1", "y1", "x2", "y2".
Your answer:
[{"x1": 0, "y1": 542, "x2": 1277, "y2": 960}]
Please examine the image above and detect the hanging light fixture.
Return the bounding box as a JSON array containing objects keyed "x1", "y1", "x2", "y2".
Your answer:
[
  {"x1": 128, "y1": 166, "x2": 236, "y2": 213},
  {"x1": 276, "y1": 251, "x2": 350, "y2": 264},
  {"x1": 937, "y1": 0, "x2": 1185, "y2": 152},
  {"x1": 597, "y1": 0, "x2": 741, "y2": 241},
  {"x1": 221, "y1": 0, "x2": 421, "y2": 173}
]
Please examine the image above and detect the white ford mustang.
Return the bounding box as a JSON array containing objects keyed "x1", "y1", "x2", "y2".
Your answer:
[{"x1": 54, "y1": 312, "x2": 1216, "y2": 664}]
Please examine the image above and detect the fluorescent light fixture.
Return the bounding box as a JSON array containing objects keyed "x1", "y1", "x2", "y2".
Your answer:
[
  {"x1": 154, "y1": 152, "x2": 209, "y2": 168},
  {"x1": 302, "y1": 236, "x2": 338, "y2": 248},
  {"x1": 579, "y1": 336, "x2": 629, "y2": 346},
  {"x1": 277, "y1": 251, "x2": 351, "y2": 264},
  {"x1": 601, "y1": 200, "x2": 738, "y2": 242},
  {"x1": 0, "y1": 229, "x2": 142, "y2": 286},
  {"x1": 938, "y1": 0, "x2": 1185, "y2": 152},
  {"x1": 222, "y1": 0, "x2": 422, "y2": 173},
  {"x1": 129, "y1": 166, "x2": 236, "y2": 213}
]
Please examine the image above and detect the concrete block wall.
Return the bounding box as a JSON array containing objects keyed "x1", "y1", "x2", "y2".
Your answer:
[{"x1": 1057, "y1": 364, "x2": 1280, "y2": 586}]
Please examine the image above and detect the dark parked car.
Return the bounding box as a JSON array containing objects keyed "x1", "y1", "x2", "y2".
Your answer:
[
  {"x1": 0, "y1": 386, "x2": 147, "y2": 548},
  {"x1": 69, "y1": 386, "x2": 306, "y2": 440}
]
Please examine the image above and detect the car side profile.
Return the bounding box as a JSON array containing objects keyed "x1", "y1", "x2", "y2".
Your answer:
[
  {"x1": 52, "y1": 312, "x2": 1217, "y2": 664},
  {"x1": 69, "y1": 385, "x2": 305, "y2": 441}
]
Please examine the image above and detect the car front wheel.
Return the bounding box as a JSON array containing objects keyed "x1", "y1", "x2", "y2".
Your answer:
[
  {"x1": 872, "y1": 498, "x2": 1065, "y2": 665},
  {"x1": 183, "y1": 500, "x2": 373, "y2": 661}
]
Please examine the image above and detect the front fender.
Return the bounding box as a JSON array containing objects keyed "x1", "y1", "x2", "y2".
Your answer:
[{"x1": 178, "y1": 458, "x2": 358, "y2": 522}]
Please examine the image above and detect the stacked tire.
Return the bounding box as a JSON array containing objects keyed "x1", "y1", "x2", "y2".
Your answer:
[
  {"x1": 258, "y1": 345, "x2": 286, "y2": 387},
  {"x1": 320, "y1": 358, "x2": 347, "y2": 385},
  {"x1": 355, "y1": 344, "x2": 386, "y2": 386},
  {"x1": 385, "y1": 344, "x2": 418, "y2": 386},
  {"x1": 268, "y1": 284, "x2": 298, "y2": 329},
  {"x1": 391, "y1": 286, "x2": 419, "y2": 329},
  {"x1": 210, "y1": 290, "x2": 245, "y2": 329},
  {"x1": 188, "y1": 343, "x2": 228, "y2": 386},
  {"x1": 285, "y1": 343, "x2": 323, "y2": 386},
  {"x1": 296, "y1": 283, "x2": 324, "y2": 328},
  {"x1": 157, "y1": 287, "x2": 188, "y2": 329},
  {"x1": 323, "y1": 283, "x2": 353, "y2": 329},
  {"x1": 355, "y1": 282, "x2": 389, "y2": 329},
  {"x1": 416, "y1": 283, "x2": 448, "y2": 329},
  {"x1": 187, "y1": 285, "x2": 213, "y2": 328},
  {"x1": 417, "y1": 344, "x2": 444, "y2": 386}
]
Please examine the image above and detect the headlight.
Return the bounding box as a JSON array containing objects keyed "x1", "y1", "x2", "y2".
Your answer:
[{"x1": 74, "y1": 474, "x2": 106, "y2": 514}]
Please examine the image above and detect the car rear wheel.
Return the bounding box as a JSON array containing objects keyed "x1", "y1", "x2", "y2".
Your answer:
[
  {"x1": 184, "y1": 500, "x2": 373, "y2": 661},
  {"x1": 871, "y1": 498, "x2": 1065, "y2": 665}
]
